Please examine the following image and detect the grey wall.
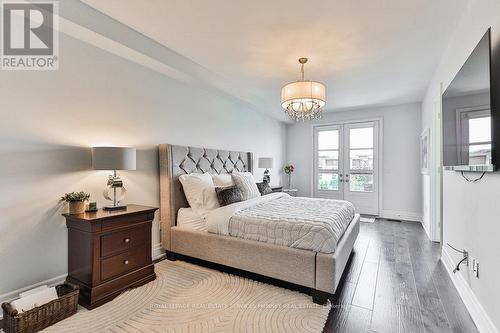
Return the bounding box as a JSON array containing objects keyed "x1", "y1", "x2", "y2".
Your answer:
[
  {"x1": 421, "y1": 0, "x2": 500, "y2": 330},
  {"x1": 286, "y1": 103, "x2": 422, "y2": 221},
  {"x1": 0, "y1": 33, "x2": 286, "y2": 296}
]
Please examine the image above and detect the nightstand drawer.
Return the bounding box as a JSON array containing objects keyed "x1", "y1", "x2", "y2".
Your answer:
[
  {"x1": 101, "y1": 226, "x2": 149, "y2": 257},
  {"x1": 101, "y1": 213, "x2": 154, "y2": 232},
  {"x1": 100, "y1": 244, "x2": 149, "y2": 281}
]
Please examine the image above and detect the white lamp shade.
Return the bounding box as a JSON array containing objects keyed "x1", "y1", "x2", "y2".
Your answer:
[
  {"x1": 258, "y1": 157, "x2": 274, "y2": 169},
  {"x1": 281, "y1": 81, "x2": 326, "y2": 109},
  {"x1": 92, "y1": 147, "x2": 136, "y2": 171}
]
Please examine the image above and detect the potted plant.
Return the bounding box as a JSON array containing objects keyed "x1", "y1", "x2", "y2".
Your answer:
[
  {"x1": 61, "y1": 192, "x2": 90, "y2": 214},
  {"x1": 284, "y1": 165, "x2": 295, "y2": 188}
]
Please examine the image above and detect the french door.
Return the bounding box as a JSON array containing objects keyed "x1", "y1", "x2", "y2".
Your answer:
[{"x1": 313, "y1": 121, "x2": 380, "y2": 215}]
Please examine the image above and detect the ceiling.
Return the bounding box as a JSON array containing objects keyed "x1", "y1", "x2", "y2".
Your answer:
[{"x1": 81, "y1": 0, "x2": 468, "y2": 121}]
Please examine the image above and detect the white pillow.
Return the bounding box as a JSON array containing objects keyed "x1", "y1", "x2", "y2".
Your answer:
[
  {"x1": 179, "y1": 173, "x2": 219, "y2": 212},
  {"x1": 212, "y1": 174, "x2": 235, "y2": 187},
  {"x1": 231, "y1": 172, "x2": 260, "y2": 200}
]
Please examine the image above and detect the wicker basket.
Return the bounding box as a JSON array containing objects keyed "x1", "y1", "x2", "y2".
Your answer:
[{"x1": 1, "y1": 283, "x2": 79, "y2": 333}]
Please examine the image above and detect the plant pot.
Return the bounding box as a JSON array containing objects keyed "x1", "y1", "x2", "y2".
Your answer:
[{"x1": 68, "y1": 201, "x2": 86, "y2": 214}]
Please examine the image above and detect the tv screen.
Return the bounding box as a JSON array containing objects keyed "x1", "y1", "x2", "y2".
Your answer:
[{"x1": 442, "y1": 30, "x2": 493, "y2": 171}]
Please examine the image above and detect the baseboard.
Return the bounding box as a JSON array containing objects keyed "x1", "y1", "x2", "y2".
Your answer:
[
  {"x1": 0, "y1": 273, "x2": 67, "y2": 319},
  {"x1": 421, "y1": 220, "x2": 432, "y2": 240},
  {"x1": 441, "y1": 249, "x2": 499, "y2": 333},
  {"x1": 380, "y1": 210, "x2": 422, "y2": 222},
  {"x1": 153, "y1": 242, "x2": 166, "y2": 261}
]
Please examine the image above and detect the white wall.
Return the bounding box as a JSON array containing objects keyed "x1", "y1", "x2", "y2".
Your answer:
[
  {"x1": 286, "y1": 103, "x2": 422, "y2": 221},
  {"x1": 0, "y1": 32, "x2": 286, "y2": 296},
  {"x1": 421, "y1": 0, "x2": 500, "y2": 331}
]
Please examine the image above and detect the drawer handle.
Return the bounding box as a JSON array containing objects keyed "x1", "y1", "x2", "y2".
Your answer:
[
  {"x1": 123, "y1": 260, "x2": 129, "y2": 265},
  {"x1": 124, "y1": 238, "x2": 130, "y2": 243}
]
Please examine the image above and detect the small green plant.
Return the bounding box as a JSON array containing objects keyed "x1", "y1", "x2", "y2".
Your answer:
[{"x1": 60, "y1": 191, "x2": 90, "y2": 202}]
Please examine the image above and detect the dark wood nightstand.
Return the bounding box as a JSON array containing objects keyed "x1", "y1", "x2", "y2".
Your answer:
[{"x1": 63, "y1": 204, "x2": 158, "y2": 309}]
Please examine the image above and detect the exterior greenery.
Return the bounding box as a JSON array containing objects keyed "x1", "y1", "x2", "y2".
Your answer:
[
  {"x1": 319, "y1": 176, "x2": 338, "y2": 190},
  {"x1": 318, "y1": 174, "x2": 373, "y2": 192}
]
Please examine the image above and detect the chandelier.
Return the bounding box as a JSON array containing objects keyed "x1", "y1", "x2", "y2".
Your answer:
[{"x1": 281, "y1": 58, "x2": 326, "y2": 121}]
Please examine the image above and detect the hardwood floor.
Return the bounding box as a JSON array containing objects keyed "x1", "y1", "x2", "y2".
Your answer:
[
  {"x1": 0, "y1": 219, "x2": 477, "y2": 333},
  {"x1": 323, "y1": 219, "x2": 478, "y2": 333}
]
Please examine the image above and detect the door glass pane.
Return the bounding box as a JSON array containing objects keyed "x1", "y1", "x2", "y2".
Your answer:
[
  {"x1": 318, "y1": 150, "x2": 339, "y2": 170},
  {"x1": 318, "y1": 130, "x2": 339, "y2": 150},
  {"x1": 350, "y1": 149, "x2": 373, "y2": 170},
  {"x1": 349, "y1": 174, "x2": 374, "y2": 192},
  {"x1": 318, "y1": 173, "x2": 339, "y2": 190},
  {"x1": 350, "y1": 127, "x2": 373, "y2": 149}
]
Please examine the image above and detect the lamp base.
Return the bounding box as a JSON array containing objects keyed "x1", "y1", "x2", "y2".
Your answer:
[
  {"x1": 263, "y1": 169, "x2": 270, "y2": 183},
  {"x1": 103, "y1": 205, "x2": 127, "y2": 211}
]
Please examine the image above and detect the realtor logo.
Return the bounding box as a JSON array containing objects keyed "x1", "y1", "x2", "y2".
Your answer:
[{"x1": 1, "y1": 1, "x2": 59, "y2": 70}]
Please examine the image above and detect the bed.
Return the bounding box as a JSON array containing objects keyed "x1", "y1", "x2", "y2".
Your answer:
[{"x1": 159, "y1": 144, "x2": 360, "y2": 304}]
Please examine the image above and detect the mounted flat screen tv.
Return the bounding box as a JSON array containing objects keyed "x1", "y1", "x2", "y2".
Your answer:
[{"x1": 442, "y1": 29, "x2": 494, "y2": 171}]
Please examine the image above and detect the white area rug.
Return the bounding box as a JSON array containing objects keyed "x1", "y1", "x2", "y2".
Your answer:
[{"x1": 43, "y1": 260, "x2": 330, "y2": 332}]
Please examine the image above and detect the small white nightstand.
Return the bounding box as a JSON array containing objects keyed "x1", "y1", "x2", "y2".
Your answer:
[{"x1": 283, "y1": 188, "x2": 298, "y2": 197}]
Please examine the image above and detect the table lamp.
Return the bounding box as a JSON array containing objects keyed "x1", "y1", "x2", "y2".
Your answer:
[
  {"x1": 258, "y1": 157, "x2": 274, "y2": 183},
  {"x1": 92, "y1": 147, "x2": 136, "y2": 210}
]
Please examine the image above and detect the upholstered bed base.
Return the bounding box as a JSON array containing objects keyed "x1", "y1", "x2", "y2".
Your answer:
[
  {"x1": 168, "y1": 215, "x2": 359, "y2": 301},
  {"x1": 159, "y1": 144, "x2": 360, "y2": 304}
]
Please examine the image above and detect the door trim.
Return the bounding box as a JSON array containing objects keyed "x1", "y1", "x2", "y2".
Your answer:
[{"x1": 311, "y1": 117, "x2": 383, "y2": 216}]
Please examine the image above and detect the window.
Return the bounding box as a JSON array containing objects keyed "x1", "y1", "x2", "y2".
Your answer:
[
  {"x1": 349, "y1": 127, "x2": 374, "y2": 192},
  {"x1": 316, "y1": 128, "x2": 339, "y2": 191}
]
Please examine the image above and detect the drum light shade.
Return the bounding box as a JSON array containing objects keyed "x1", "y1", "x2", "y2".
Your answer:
[
  {"x1": 258, "y1": 157, "x2": 274, "y2": 169},
  {"x1": 92, "y1": 147, "x2": 136, "y2": 171},
  {"x1": 281, "y1": 58, "x2": 326, "y2": 121},
  {"x1": 281, "y1": 81, "x2": 326, "y2": 110}
]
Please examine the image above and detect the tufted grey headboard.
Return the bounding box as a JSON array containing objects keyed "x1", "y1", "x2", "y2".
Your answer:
[{"x1": 159, "y1": 144, "x2": 253, "y2": 250}]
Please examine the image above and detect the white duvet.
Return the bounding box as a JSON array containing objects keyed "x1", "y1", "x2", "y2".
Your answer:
[{"x1": 206, "y1": 193, "x2": 355, "y2": 253}]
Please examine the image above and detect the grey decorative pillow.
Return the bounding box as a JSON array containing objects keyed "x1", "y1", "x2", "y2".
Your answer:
[
  {"x1": 256, "y1": 181, "x2": 272, "y2": 195},
  {"x1": 215, "y1": 186, "x2": 243, "y2": 207},
  {"x1": 231, "y1": 172, "x2": 261, "y2": 200}
]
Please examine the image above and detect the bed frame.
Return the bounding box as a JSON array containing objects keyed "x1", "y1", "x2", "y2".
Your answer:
[{"x1": 159, "y1": 144, "x2": 360, "y2": 304}]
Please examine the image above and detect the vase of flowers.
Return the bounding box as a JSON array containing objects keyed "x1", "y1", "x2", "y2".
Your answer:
[
  {"x1": 61, "y1": 191, "x2": 91, "y2": 214},
  {"x1": 284, "y1": 165, "x2": 295, "y2": 188}
]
